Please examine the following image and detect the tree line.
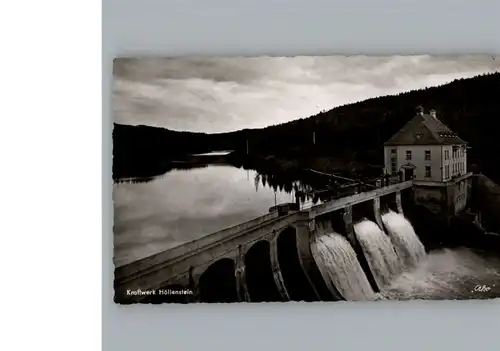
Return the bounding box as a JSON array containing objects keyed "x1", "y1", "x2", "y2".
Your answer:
[{"x1": 113, "y1": 72, "x2": 500, "y2": 182}]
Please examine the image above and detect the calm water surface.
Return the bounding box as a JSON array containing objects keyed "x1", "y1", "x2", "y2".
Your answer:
[{"x1": 113, "y1": 165, "x2": 300, "y2": 267}]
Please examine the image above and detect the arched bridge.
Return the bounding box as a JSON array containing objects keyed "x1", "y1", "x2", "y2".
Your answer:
[{"x1": 114, "y1": 180, "x2": 414, "y2": 303}]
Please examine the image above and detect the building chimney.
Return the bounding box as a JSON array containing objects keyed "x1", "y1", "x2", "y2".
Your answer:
[
  {"x1": 429, "y1": 109, "x2": 437, "y2": 118},
  {"x1": 415, "y1": 105, "x2": 424, "y2": 115}
]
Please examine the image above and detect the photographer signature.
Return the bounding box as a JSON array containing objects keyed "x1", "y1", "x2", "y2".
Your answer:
[{"x1": 472, "y1": 284, "x2": 495, "y2": 293}]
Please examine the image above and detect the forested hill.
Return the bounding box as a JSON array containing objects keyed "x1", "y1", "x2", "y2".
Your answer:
[{"x1": 113, "y1": 72, "x2": 500, "y2": 181}]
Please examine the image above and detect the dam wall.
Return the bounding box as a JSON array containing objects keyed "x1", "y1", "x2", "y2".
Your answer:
[
  {"x1": 115, "y1": 181, "x2": 412, "y2": 303},
  {"x1": 116, "y1": 174, "x2": 500, "y2": 304},
  {"x1": 113, "y1": 171, "x2": 500, "y2": 304}
]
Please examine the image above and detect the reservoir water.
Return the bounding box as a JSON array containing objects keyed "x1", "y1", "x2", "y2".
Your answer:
[{"x1": 113, "y1": 165, "x2": 305, "y2": 267}]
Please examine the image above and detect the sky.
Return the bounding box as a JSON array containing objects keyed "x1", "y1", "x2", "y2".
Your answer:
[{"x1": 113, "y1": 55, "x2": 499, "y2": 134}]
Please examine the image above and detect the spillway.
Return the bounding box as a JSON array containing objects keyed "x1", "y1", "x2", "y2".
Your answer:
[
  {"x1": 381, "y1": 210, "x2": 427, "y2": 269},
  {"x1": 354, "y1": 220, "x2": 403, "y2": 289},
  {"x1": 309, "y1": 205, "x2": 498, "y2": 302},
  {"x1": 311, "y1": 232, "x2": 375, "y2": 301}
]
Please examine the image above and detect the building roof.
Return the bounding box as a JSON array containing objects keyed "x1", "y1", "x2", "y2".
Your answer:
[{"x1": 384, "y1": 110, "x2": 467, "y2": 146}]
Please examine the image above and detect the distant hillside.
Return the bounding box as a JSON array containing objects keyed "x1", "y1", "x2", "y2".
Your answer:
[
  {"x1": 113, "y1": 72, "x2": 500, "y2": 181},
  {"x1": 112, "y1": 124, "x2": 210, "y2": 178}
]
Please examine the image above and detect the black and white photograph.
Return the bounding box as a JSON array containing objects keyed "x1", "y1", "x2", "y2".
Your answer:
[{"x1": 112, "y1": 55, "x2": 500, "y2": 304}]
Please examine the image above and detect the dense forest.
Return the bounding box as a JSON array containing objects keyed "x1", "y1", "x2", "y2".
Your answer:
[{"x1": 113, "y1": 72, "x2": 500, "y2": 182}]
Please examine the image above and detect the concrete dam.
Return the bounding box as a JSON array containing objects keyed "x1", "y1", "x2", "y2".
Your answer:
[{"x1": 114, "y1": 173, "x2": 499, "y2": 303}]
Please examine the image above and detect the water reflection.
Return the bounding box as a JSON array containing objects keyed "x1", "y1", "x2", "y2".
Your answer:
[
  {"x1": 115, "y1": 165, "x2": 376, "y2": 206},
  {"x1": 114, "y1": 165, "x2": 291, "y2": 267},
  {"x1": 113, "y1": 163, "x2": 373, "y2": 267}
]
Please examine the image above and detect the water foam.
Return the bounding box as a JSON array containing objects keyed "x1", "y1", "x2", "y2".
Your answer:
[
  {"x1": 354, "y1": 220, "x2": 403, "y2": 289},
  {"x1": 378, "y1": 247, "x2": 500, "y2": 300},
  {"x1": 311, "y1": 232, "x2": 375, "y2": 301},
  {"x1": 382, "y1": 210, "x2": 427, "y2": 269},
  {"x1": 310, "y1": 215, "x2": 500, "y2": 301}
]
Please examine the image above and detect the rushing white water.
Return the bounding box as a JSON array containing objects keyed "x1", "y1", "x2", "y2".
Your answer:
[
  {"x1": 310, "y1": 215, "x2": 500, "y2": 302},
  {"x1": 311, "y1": 232, "x2": 375, "y2": 301},
  {"x1": 378, "y1": 247, "x2": 500, "y2": 300},
  {"x1": 382, "y1": 210, "x2": 427, "y2": 269},
  {"x1": 354, "y1": 220, "x2": 403, "y2": 289}
]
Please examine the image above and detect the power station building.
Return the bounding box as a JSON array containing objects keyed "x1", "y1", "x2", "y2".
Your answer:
[{"x1": 383, "y1": 106, "x2": 472, "y2": 215}]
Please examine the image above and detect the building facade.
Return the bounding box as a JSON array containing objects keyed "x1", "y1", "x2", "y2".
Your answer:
[
  {"x1": 383, "y1": 106, "x2": 471, "y2": 216},
  {"x1": 383, "y1": 106, "x2": 467, "y2": 181}
]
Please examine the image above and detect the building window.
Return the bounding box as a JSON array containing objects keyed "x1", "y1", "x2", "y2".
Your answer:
[
  {"x1": 391, "y1": 158, "x2": 397, "y2": 175},
  {"x1": 391, "y1": 149, "x2": 396, "y2": 155},
  {"x1": 444, "y1": 150, "x2": 449, "y2": 160},
  {"x1": 406, "y1": 150, "x2": 412, "y2": 160},
  {"x1": 445, "y1": 165, "x2": 449, "y2": 179},
  {"x1": 425, "y1": 166, "x2": 431, "y2": 178},
  {"x1": 425, "y1": 150, "x2": 431, "y2": 160}
]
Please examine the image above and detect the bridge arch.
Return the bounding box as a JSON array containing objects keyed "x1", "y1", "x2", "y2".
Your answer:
[
  {"x1": 276, "y1": 226, "x2": 317, "y2": 301},
  {"x1": 244, "y1": 240, "x2": 283, "y2": 302},
  {"x1": 199, "y1": 258, "x2": 238, "y2": 303}
]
